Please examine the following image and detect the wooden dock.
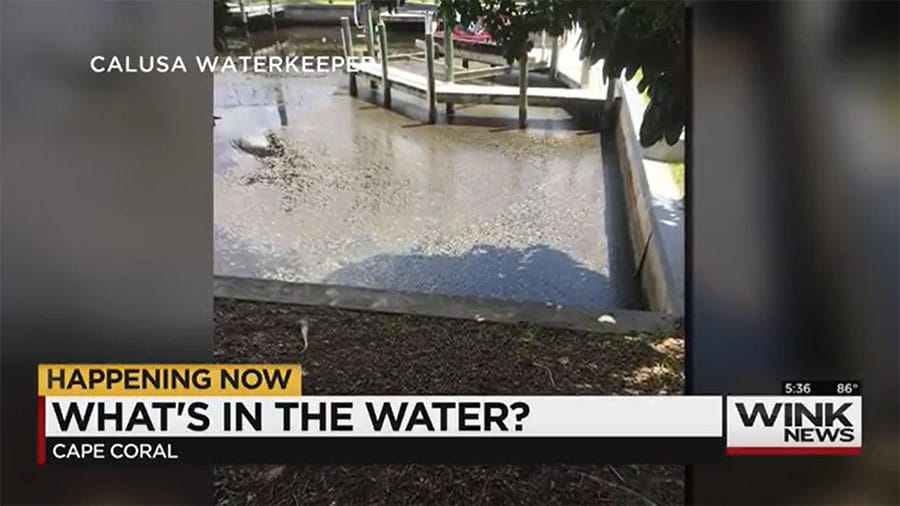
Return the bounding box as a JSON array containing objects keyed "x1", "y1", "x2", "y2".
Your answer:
[
  {"x1": 352, "y1": 61, "x2": 604, "y2": 107},
  {"x1": 340, "y1": 15, "x2": 612, "y2": 128},
  {"x1": 227, "y1": 1, "x2": 284, "y2": 19},
  {"x1": 380, "y1": 11, "x2": 430, "y2": 25}
]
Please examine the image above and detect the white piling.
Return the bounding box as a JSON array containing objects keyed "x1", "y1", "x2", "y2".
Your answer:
[
  {"x1": 378, "y1": 22, "x2": 391, "y2": 109},
  {"x1": 541, "y1": 31, "x2": 547, "y2": 62},
  {"x1": 518, "y1": 49, "x2": 528, "y2": 128},
  {"x1": 238, "y1": 0, "x2": 253, "y2": 56},
  {"x1": 443, "y1": 11, "x2": 455, "y2": 116},
  {"x1": 340, "y1": 17, "x2": 357, "y2": 97},
  {"x1": 425, "y1": 33, "x2": 437, "y2": 124},
  {"x1": 580, "y1": 58, "x2": 591, "y2": 88},
  {"x1": 549, "y1": 36, "x2": 559, "y2": 78}
]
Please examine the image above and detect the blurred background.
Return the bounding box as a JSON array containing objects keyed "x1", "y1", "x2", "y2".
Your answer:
[
  {"x1": 1, "y1": 1, "x2": 212, "y2": 503},
  {"x1": 690, "y1": 1, "x2": 898, "y2": 504}
]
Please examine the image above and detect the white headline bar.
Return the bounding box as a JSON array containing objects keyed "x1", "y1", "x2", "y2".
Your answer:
[{"x1": 45, "y1": 396, "x2": 723, "y2": 438}]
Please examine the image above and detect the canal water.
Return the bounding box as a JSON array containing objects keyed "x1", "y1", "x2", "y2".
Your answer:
[{"x1": 214, "y1": 27, "x2": 642, "y2": 310}]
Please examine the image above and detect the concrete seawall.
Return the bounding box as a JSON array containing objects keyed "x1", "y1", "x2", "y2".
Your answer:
[
  {"x1": 215, "y1": 276, "x2": 678, "y2": 336},
  {"x1": 612, "y1": 80, "x2": 684, "y2": 317},
  {"x1": 550, "y1": 44, "x2": 684, "y2": 319}
]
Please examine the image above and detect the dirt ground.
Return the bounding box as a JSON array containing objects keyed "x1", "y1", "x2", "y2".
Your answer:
[{"x1": 214, "y1": 298, "x2": 685, "y2": 505}]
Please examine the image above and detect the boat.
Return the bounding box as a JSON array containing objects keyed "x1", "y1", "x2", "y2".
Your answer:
[{"x1": 433, "y1": 18, "x2": 502, "y2": 55}]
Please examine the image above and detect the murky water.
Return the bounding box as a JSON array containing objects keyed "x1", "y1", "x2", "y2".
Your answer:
[{"x1": 214, "y1": 38, "x2": 640, "y2": 310}]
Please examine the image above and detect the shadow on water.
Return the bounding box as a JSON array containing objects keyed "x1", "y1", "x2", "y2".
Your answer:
[
  {"x1": 393, "y1": 114, "x2": 597, "y2": 132},
  {"x1": 322, "y1": 244, "x2": 615, "y2": 309}
]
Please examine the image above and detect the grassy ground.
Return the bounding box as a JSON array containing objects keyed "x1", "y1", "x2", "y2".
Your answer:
[
  {"x1": 214, "y1": 298, "x2": 685, "y2": 505},
  {"x1": 669, "y1": 162, "x2": 685, "y2": 195}
]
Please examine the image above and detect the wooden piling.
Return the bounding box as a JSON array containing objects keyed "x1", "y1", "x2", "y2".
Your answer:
[
  {"x1": 365, "y1": 7, "x2": 376, "y2": 57},
  {"x1": 276, "y1": 83, "x2": 288, "y2": 126},
  {"x1": 603, "y1": 64, "x2": 617, "y2": 124},
  {"x1": 340, "y1": 17, "x2": 358, "y2": 97},
  {"x1": 549, "y1": 37, "x2": 559, "y2": 79},
  {"x1": 237, "y1": 0, "x2": 253, "y2": 56},
  {"x1": 366, "y1": 7, "x2": 378, "y2": 88},
  {"x1": 580, "y1": 57, "x2": 591, "y2": 88},
  {"x1": 540, "y1": 31, "x2": 547, "y2": 62},
  {"x1": 606, "y1": 77, "x2": 617, "y2": 107},
  {"x1": 377, "y1": 22, "x2": 391, "y2": 109},
  {"x1": 340, "y1": 16, "x2": 353, "y2": 56},
  {"x1": 268, "y1": 0, "x2": 277, "y2": 34},
  {"x1": 425, "y1": 33, "x2": 437, "y2": 124},
  {"x1": 268, "y1": 0, "x2": 281, "y2": 55},
  {"x1": 518, "y1": 49, "x2": 528, "y2": 128},
  {"x1": 443, "y1": 11, "x2": 455, "y2": 116}
]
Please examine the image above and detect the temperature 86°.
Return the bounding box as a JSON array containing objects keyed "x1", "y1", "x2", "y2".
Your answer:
[{"x1": 836, "y1": 382, "x2": 861, "y2": 395}]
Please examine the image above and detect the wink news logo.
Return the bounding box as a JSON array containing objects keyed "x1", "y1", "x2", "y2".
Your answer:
[{"x1": 726, "y1": 397, "x2": 862, "y2": 455}]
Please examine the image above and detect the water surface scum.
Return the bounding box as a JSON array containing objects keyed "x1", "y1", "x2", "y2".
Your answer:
[{"x1": 215, "y1": 72, "x2": 641, "y2": 309}]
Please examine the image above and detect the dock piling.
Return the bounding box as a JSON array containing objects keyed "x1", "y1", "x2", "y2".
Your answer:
[
  {"x1": 580, "y1": 58, "x2": 591, "y2": 88},
  {"x1": 366, "y1": 7, "x2": 378, "y2": 88},
  {"x1": 443, "y1": 11, "x2": 455, "y2": 116},
  {"x1": 425, "y1": 33, "x2": 437, "y2": 124},
  {"x1": 605, "y1": 77, "x2": 617, "y2": 108},
  {"x1": 340, "y1": 16, "x2": 352, "y2": 56},
  {"x1": 377, "y1": 22, "x2": 391, "y2": 109},
  {"x1": 541, "y1": 31, "x2": 547, "y2": 62},
  {"x1": 237, "y1": 0, "x2": 253, "y2": 56},
  {"x1": 549, "y1": 37, "x2": 559, "y2": 79},
  {"x1": 340, "y1": 17, "x2": 358, "y2": 97},
  {"x1": 268, "y1": 0, "x2": 277, "y2": 34},
  {"x1": 365, "y1": 7, "x2": 376, "y2": 57},
  {"x1": 603, "y1": 63, "x2": 618, "y2": 124},
  {"x1": 518, "y1": 49, "x2": 528, "y2": 128},
  {"x1": 268, "y1": 0, "x2": 281, "y2": 56}
]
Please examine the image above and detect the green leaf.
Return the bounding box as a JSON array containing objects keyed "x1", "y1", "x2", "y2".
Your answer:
[
  {"x1": 664, "y1": 123, "x2": 682, "y2": 146},
  {"x1": 428, "y1": 0, "x2": 685, "y2": 141}
]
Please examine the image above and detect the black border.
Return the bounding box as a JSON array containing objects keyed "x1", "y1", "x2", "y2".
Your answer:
[{"x1": 683, "y1": 2, "x2": 696, "y2": 504}]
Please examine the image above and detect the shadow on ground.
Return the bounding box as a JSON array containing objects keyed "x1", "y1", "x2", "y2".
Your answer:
[{"x1": 323, "y1": 244, "x2": 628, "y2": 310}]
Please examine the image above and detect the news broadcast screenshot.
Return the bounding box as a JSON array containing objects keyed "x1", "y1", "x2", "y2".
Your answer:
[{"x1": 1, "y1": 1, "x2": 897, "y2": 505}]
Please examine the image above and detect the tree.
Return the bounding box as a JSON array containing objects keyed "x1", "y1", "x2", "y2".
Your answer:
[{"x1": 371, "y1": 0, "x2": 684, "y2": 146}]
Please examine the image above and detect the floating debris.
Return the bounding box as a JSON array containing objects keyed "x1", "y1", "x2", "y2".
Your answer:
[{"x1": 598, "y1": 314, "x2": 617, "y2": 325}]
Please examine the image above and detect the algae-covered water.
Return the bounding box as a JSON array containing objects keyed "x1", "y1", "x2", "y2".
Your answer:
[{"x1": 214, "y1": 29, "x2": 640, "y2": 310}]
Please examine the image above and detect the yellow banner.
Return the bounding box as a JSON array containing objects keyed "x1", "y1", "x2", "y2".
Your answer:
[{"x1": 37, "y1": 364, "x2": 301, "y2": 396}]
